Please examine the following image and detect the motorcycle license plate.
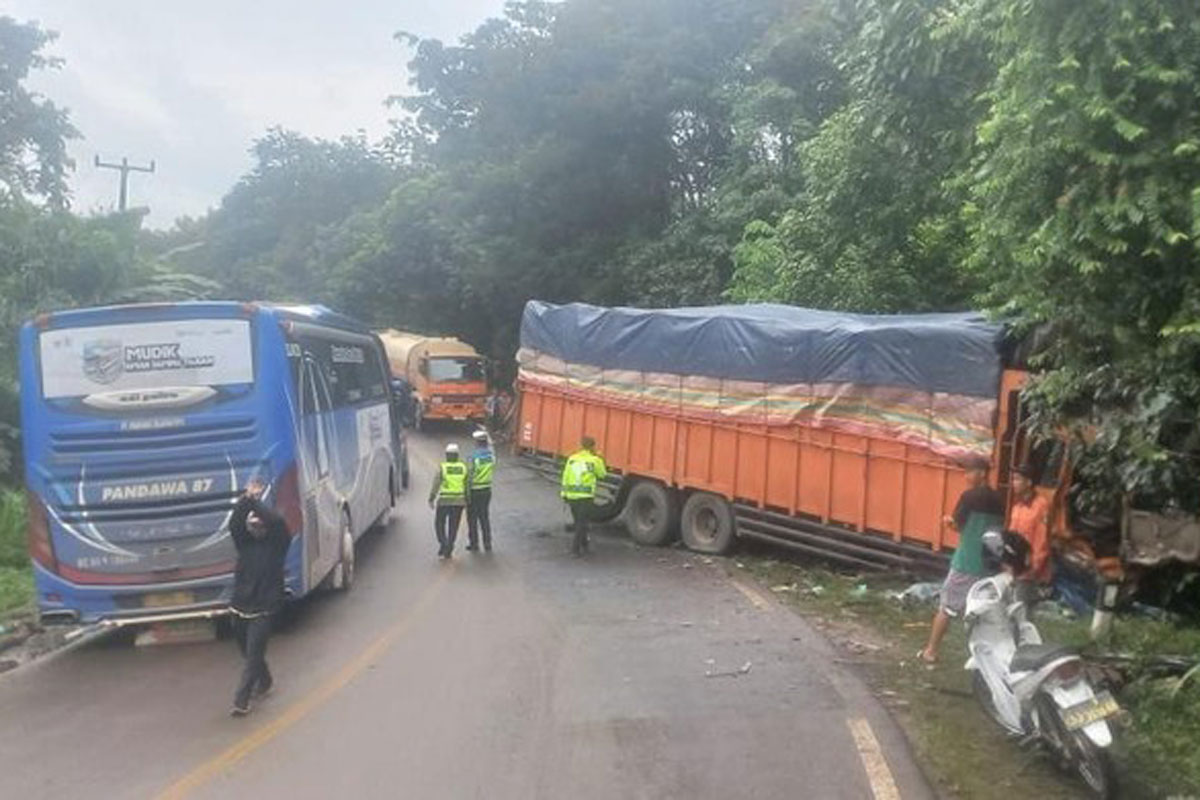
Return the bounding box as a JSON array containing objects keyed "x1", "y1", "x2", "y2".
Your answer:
[
  {"x1": 1061, "y1": 691, "x2": 1120, "y2": 730},
  {"x1": 142, "y1": 591, "x2": 195, "y2": 609}
]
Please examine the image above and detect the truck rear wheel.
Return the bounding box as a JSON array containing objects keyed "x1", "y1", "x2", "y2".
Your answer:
[
  {"x1": 624, "y1": 480, "x2": 679, "y2": 546},
  {"x1": 681, "y1": 492, "x2": 736, "y2": 555}
]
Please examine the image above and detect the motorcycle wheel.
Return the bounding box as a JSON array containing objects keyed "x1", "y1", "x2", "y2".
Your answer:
[
  {"x1": 971, "y1": 670, "x2": 1010, "y2": 731},
  {"x1": 1072, "y1": 734, "x2": 1116, "y2": 800},
  {"x1": 1034, "y1": 693, "x2": 1117, "y2": 799}
]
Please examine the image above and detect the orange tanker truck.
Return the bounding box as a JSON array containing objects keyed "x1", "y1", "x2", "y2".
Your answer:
[
  {"x1": 516, "y1": 301, "x2": 1095, "y2": 574},
  {"x1": 378, "y1": 329, "x2": 487, "y2": 429}
]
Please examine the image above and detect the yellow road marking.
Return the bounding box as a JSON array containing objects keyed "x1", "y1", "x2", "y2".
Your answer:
[
  {"x1": 156, "y1": 564, "x2": 456, "y2": 799},
  {"x1": 730, "y1": 578, "x2": 772, "y2": 611},
  {"x1": 847, "y1": 717, "x2": 901, "y2": 800}
]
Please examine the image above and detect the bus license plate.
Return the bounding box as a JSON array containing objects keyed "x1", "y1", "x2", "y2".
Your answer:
[
  {"x1": 1061, "y1": 691, "x2": 1120, "y2": 730},
  {"x1": 142, "y1": 591, "x2": 195, "y2": 609}
]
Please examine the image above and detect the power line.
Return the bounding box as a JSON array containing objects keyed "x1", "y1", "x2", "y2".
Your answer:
[{"x1": 94, "y1": 155, "x2": 156, "y2": 212}]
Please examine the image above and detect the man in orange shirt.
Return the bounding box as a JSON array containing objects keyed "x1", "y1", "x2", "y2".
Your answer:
[{"x1": 1008, "y1": 464, "x2": 1053, "y2": 587}]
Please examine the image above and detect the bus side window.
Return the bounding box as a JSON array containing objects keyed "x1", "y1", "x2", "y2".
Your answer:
[
  {"x1": 366, "y1": 347, "x2": 387, "y2": 401},
  {"x1": 335, "y1": 359, "x2": 364, "y2": 405},
  {"x1": 302, "y1": 359, "x2": 330, "y2": 478}
]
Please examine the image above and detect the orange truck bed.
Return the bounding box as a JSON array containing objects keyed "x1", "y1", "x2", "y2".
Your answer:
[{"x1": 517, "y1": 301, "x2": 1028, "y2": 573}]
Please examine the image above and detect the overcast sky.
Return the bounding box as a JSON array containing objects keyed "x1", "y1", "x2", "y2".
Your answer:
[{"x1": 8, "y1": 0, "x2": 506, "y2": 227}]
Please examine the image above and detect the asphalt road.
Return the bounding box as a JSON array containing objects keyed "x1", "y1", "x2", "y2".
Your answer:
[{"x1": 0, "y1": 431, "x2": 935, "y2": 800}]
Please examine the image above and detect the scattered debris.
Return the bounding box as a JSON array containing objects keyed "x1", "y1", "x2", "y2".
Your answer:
[
  {"x1": 840, "y1": 638, "x2": 881, "y2": 655},
  {"x1": 1031, "y1": 600, "x2": 1076, "y2": 620},
  {"x1": 1174, "y1": 663, "x2": 1200, "y2": 698},
  {"x1": 770, "y1": 583, "x2": 798, "y2": 594},
  {"x1": 705, "y1": 660, "x2": 753, "y2": 678},
  {"x1": 891, "y1": 582, "x2": 941, "y2": 604}
]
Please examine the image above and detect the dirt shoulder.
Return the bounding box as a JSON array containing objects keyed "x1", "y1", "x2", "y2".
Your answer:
[{"x1": 729, "y1": 549, "x2": 1198, "y2": 799}]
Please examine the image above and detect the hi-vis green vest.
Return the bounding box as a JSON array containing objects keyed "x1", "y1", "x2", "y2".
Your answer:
[
  {"x1": 470, "y1": 450, "x2": 495, "y2": 489},
  {"x1": 440, "y1": 461, "x2": 467, "y2": 500},
  {"x1": 561, "y1": 450, "x2": 607, "y2": 500}
]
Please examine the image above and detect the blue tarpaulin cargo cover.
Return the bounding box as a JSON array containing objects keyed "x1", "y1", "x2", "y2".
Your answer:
[{"x1": 520, "y1": 301, "x2": 1005, "y2": 398}]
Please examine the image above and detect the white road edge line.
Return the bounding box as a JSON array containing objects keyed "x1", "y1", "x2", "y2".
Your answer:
[{"x1": 847, "y1": 716, "x2": 901, "y2": 800}]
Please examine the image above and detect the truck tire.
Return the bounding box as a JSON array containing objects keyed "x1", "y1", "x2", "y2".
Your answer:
[
  {"x1": 624, "y1": 480, "x2": 679, "y2": 546},
  {"x1": 681, "y1": 492, "x2": 736, "y2": 555}
]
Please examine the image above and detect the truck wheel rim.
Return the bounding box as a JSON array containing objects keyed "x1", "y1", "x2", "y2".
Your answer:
[
  {"x1": 634, "y1": 496, "x2": 658, "y2": 531},
  {"x1": 694, "y1": 507, "x2": 718, "y2": 543}
]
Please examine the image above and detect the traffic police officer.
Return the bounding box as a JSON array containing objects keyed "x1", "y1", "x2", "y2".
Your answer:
[
  {"x1": 561, "y1": 436, "x2": 607, "y2": 556},
  {"x1": 429, "y1": 443, "x2": 467, "y2": 559},
  {"x1": 466, "y1": 430, "x2": 495, "y2": 552}
]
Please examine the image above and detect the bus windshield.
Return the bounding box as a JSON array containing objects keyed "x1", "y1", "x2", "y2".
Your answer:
[
  {"x1": 428, "y1": 357, "x2": 484, "y2": 383},
  {"x1": 39, "y1": 318, "x2": 253, "y2": 407}
]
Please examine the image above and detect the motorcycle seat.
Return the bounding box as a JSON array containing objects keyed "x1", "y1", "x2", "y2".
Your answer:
[{"x1": 1009, "y1": 643, "x2": 1076, "y2": 673}]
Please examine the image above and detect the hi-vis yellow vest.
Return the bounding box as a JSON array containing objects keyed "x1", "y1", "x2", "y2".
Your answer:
[
  {"x1": 470, "y1": 451, "x2": 495, "y2": 489},
  {"x1": 440, "y1": 461, "x2": 467, "y2": 500},
  {"x1": 561, "y1": 450, "x2": 606, "y2": 500}
]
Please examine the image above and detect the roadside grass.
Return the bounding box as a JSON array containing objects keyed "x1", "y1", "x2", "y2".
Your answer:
[
  {"x1": 732, "y1": 550, "x2": 1200, "y2": 799},
  {"x1": 0, "y1": 489, "x2": 32, "y2": 617}
]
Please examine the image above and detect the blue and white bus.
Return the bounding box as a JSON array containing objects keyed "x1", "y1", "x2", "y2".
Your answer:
[{"x1": 18, "y1": 302, "x2": 407, "y2": 625}]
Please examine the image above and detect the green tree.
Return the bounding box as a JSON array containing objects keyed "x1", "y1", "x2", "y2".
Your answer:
[
  {"x1": 726, "y1": 0, "x2": 991, "y2": 312},
  {"x1": 161, "y1": 129, "x2": 397, "y2": 302},
  {"x1": 963, "y1": 0, "x2": 1200, "y2": 511},
  {"x1": 0, "y1": 16, "x2": 77, "y2": 208}
]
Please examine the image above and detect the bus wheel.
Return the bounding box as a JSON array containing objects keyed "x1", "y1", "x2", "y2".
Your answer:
[
  {"x1": 681, "y1": 492, "x2": 736, "y2": 555},
  {"x1": 332, "y1": 513, "x2": 356, "y2": 591},
  {"x1": 624, "y1": 480, "x2": 679, "y2": 546}
]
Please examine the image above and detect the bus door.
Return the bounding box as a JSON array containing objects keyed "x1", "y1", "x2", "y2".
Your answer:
[{"x1": 298, "y1": 353, "x2": 340, "y2": 587}]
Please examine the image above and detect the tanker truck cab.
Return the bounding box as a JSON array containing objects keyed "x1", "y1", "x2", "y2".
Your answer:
[{"x1": 377, "y1": 330, "x2": 487, "y2": 427}]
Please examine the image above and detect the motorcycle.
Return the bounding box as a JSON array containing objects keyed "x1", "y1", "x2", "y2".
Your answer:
[{"x1": 965, "y1": 530, "x2": 1120, "y2": 798}]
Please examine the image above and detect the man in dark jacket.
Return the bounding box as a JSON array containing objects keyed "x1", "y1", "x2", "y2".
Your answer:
[{"x1": 229, "y1": 478, "x2": 290, "y2": 716}]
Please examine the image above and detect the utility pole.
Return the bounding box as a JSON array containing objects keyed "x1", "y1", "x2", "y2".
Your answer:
[{"x1": 94, "y1": 155, "x2": 156, "y2": 211}]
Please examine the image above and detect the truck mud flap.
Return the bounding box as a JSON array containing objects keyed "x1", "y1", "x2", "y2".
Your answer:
[{"x1": 734, "y1": 505, "x2": 949, "y2": 576}]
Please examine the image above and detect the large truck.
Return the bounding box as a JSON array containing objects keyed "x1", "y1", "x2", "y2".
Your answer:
[
  {"x1": 516, "y1": 301, "x2": 1091, "y2": 574},
  {"x1": 377, "y1": 329, "x2": 488, "y2": 428}
]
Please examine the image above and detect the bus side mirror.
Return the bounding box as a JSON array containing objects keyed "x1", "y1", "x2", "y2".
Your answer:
[{"x1": 418, "y1": 358, "x2": 428, "y2": 378}]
